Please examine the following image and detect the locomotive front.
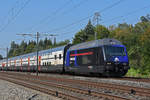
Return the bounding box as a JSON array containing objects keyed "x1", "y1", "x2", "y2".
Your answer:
[{"x1": 103, "y1": 44, "x2": 130, "y2": 76}]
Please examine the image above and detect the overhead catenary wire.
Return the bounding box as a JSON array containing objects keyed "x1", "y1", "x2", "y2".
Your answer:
[
  {"x1": 0, "y1": 0, "x2": 20, "y2": 28},
  {"x1": 43, "y1": 0, "x2": 125, "y2": 33},
  {"x1": 55, "y1": 30, "x2": 78, "y2": 38},
  {"x1": 60, "y1": 0, "x2": 89, "y2": 15},
  {"x1": 28, "y1": 0, "x2": 89, "y2": 33},
  {"x1": 45, "y1": 0, "x2": 125, "y2": 42},
  {"x1": 39, "y1": 0, "x2": 89, "y2": 32},
  {"x1": 51, "y1": 2, "x2": 150, "y2": 43},
  {"x1": 39, "y1": 0, "x2": 125, "y2": 43},
  {"x1": 101, "y1": 4, "x2": 150, "y2": 24},
  {"x1": 27, "y1": 0, "x2": 73, "y2": 32},
  {"x1": 0, "y1": 0, "x2": 32, "y2": 33},
  {"x1": 51, "y1": 1, "x2": 150, "y2": 35}
]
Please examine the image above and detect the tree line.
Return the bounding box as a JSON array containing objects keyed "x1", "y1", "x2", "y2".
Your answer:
[
  {"x1": 72, "y1": 14, "x2": 150, "y2": 77},
  {"x1": 8, "y1": 38, "x2": 69, "y2": 57}
]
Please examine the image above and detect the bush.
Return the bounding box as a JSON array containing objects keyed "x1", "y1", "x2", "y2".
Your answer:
[{"x1": 126, "y1": 68, "x2": 150, "y2": 78}]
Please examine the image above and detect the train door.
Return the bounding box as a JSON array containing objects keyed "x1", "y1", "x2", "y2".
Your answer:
[
  {"x1": 21, "y1": 58, "x2": 23, "y2": 71},
  {"x1": 38, "y1": 56, "x2": 41, "y2": 71},
  {"x1": 97, "y1": 47, "x2": 104, "y2": 66},
  {"x1": 28, "y1": 57, "x2": 30, "y2": 71}
]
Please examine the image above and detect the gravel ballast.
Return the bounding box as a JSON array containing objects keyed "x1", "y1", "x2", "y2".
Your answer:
[
  {"x1": 8, "y1": 72, "x2": 150, "y2": 89},
  {"x1": 2, "y1": 72, "x2": 150, "y2": 100},
  {"x1": 0, "y1": 79, "x2": 61, "y2": 100},
  {"x1": 40, "y1": 73, "x2": 150, "y2": 89}
]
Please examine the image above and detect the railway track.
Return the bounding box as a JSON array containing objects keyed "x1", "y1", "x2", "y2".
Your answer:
[
  {"x1": 0, "y1": 72, "x2": 150, "y2": 99},
  {"x1": 84, "y1": 76, "x2": 150, "y2": 83},
  {"x1": 0, "y1": 72, "x2": 130, "y2": 100},
  {"x1": 5, "y1": 72, "x2": 150, "y2": 97},
  {"x1": 30, "y1": 74, "x2": 150, "y2": 97},
  {"x1": 0, "y1": 76, "x2": 81, "y2": 100},
  {"x1": 117, "y1": 77, "x2": 150, "y2": 83},
  {"x1": 3, "y1": 71, "x2": 150, "y2": 83}
]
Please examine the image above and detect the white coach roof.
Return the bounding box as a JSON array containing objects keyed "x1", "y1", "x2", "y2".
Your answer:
[{"x1": 69, "y1": 38, "x2": 122, "y2": 51}]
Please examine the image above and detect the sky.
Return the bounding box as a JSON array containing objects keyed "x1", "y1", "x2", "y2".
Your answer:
[{"x1": 0, "y1": 0, "x2": 150, "y2": 56}]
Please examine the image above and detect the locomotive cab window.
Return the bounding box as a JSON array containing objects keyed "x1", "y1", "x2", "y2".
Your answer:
[{"x1": 104, "y1": 46, "x2": 126, "y2": 56}]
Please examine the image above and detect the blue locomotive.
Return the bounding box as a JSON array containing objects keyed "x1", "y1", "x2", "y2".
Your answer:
[
  {"x1": 0, "y1": 38, "x2": 130, "y2": 77},
  {"x1": 65, "y1": 38, "x2": 129, "y2": 77}
]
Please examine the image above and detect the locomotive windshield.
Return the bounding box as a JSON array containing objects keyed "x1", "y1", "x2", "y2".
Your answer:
[{"x1": 104, "y1": 46, "x2": 126, "y2": 56}]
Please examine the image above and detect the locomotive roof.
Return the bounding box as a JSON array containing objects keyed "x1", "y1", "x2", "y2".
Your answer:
[{"x1": 69, "y1": 38, "x2": 122, "y2": 51}]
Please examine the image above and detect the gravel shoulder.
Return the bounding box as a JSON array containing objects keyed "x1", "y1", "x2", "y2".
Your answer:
[
  {"x1": 40, "y1": 73, "x2": 150, "y2": 89},
  {"x1": 0, "y1": 79, "x2": 61, "y2": 100},
  {"x1": 7, "y1": 72, "x2": 150, "y2": 89}
]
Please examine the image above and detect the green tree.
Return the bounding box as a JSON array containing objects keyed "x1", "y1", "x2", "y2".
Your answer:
[
  {"x1": 0, "y1": 54, "x2": 3, "y2": 60},
  {"x1": 19, "y1": 41, "x2": 27, "y2": 55},
  {"x1": 84, "y1": 20, "x2": 95, "y2": 38},
  {"x1": 44, "y1": 38, "x2": 52, "y2": 49},
  {"x1": 96, "y1": 25, "x2": 110, "y2": 39},
  {"x1": 72, "y1": 29, "x2": 87, "y2": 44},
  {"x1": 73, "y1": 20, "x2": 95, "y2": 44},
  {"x1": 56, "y1": 39, "x2": 70, "y2": 46},
  {"x1": 139, "y1": 27, "x2": 150, "y2": 74},
  {"x1": 25, "y1": 40, "x2": 36, "y2": 53},
  {"x1": 39, "y1": 39, "x2": 44, "y2": 50},
  {"x1": 140, "y1": 14, "x2": 150, "y2": 22},
  {"x1": 8, "y1": 41, "x2": 19, "y2": 57}
]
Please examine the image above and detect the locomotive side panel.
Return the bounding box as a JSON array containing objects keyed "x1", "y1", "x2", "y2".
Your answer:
[
  {"x1": 65, "y1": 47, "x2": 105, "y2": 74},
  {"x1": 65, "y1": 39, "x2": 130, "y2": 76}
]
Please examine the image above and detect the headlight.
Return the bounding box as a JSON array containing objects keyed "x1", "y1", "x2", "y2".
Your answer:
[{"x1": 107, "y1": 62, "x2": 111, "y2": 65}]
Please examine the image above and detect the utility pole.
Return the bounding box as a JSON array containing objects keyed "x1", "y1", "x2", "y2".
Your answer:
[
  {"x1": 0, "y1": 47, "x2": 8, "y2": 68},
  {"x1": 17, "y1": 32, "x2": 57, "y2": 76},
  {"x1": 54, "y1": 37, "x2": 56, "y2": 46},
  {"x1": 93, "y1": 12, "x2": 101, "y2": 40},
  {"x1": 6, "y1": 47, "x2": 8, "y2": 67},
  {"x1": 36, "y1": 32, "x2": 39, "y2": 76}
]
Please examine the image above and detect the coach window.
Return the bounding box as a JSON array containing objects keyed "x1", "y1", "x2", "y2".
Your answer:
[
  {"x1": 49, "y1": 62, "x2": 51, "y2": 65},
  {"x1": 59, "y1": 54, "x2": 61, "y2": 59},
  {"x1": 54, "y1": 55, "x2": 57, "y2": 60}
]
